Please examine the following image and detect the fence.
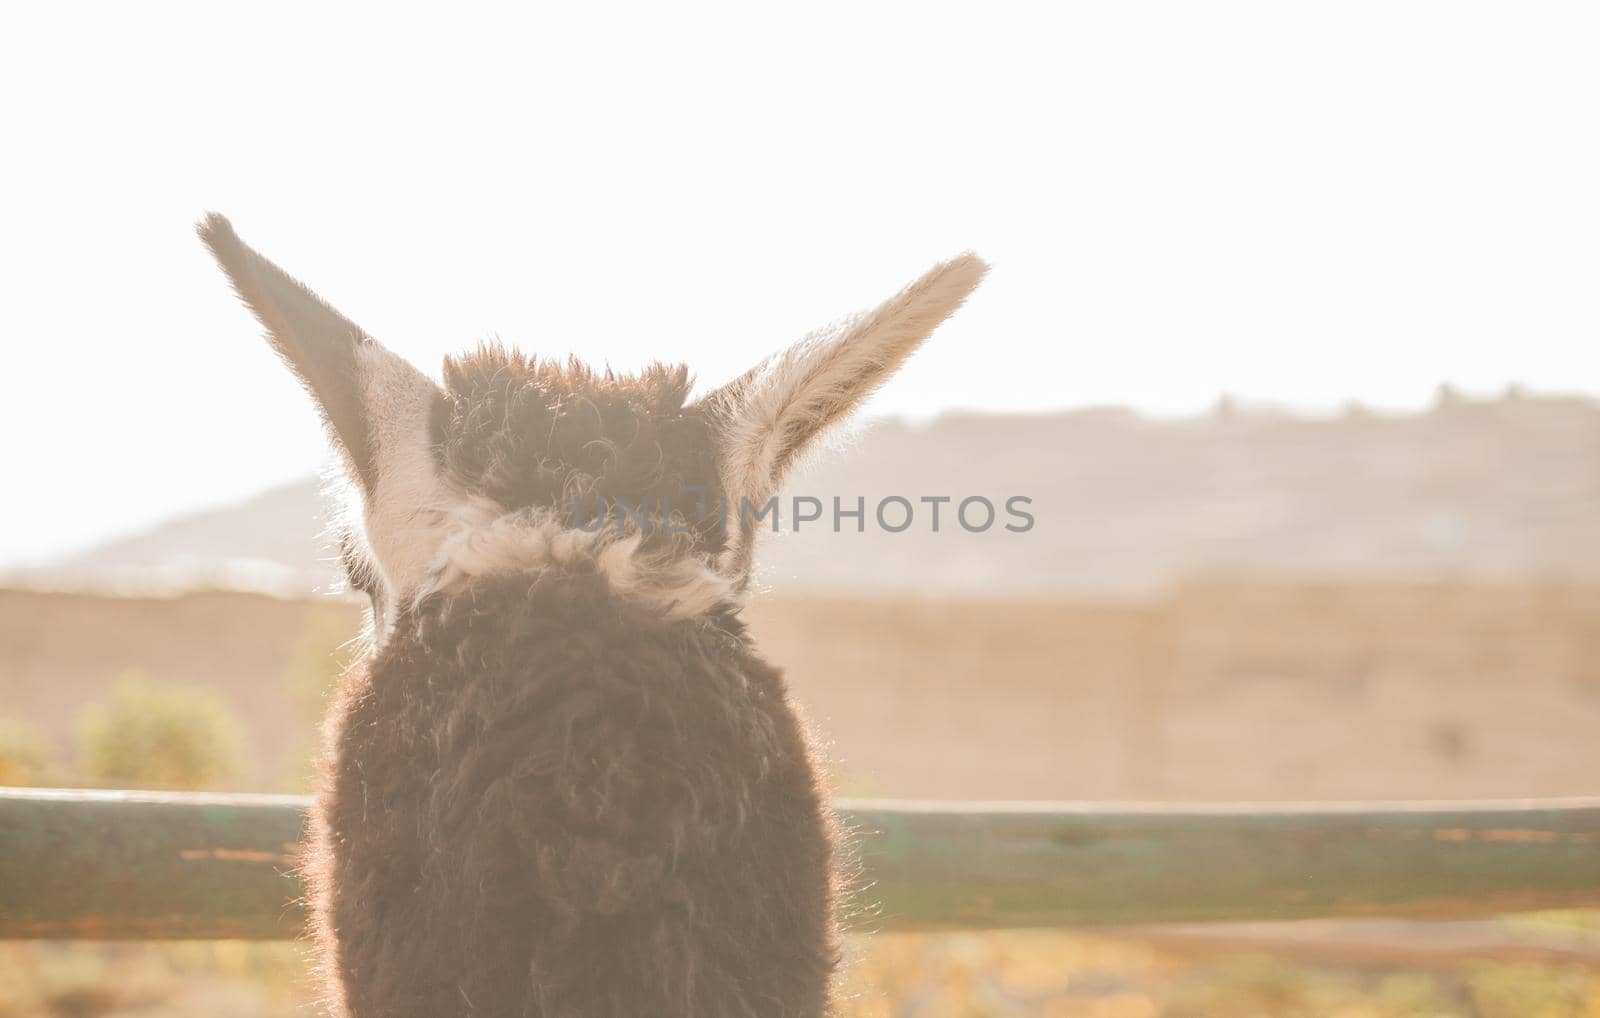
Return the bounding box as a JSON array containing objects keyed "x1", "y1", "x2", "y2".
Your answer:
[{"x1": 3, "y1": 788, "x2": 1599, "y2": 940}]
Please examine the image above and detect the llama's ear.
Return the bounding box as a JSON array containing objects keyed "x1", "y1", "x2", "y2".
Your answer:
[
  {"x1": 197, "y1": 212, "x2": 381, "y2": 488},
  {"x1": 704, "y1": 252, "x2": 987, "y2": 510}
]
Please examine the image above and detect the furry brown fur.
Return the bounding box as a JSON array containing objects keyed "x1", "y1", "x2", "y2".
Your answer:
[
  {"x1": 197, "y1": 213, "x2": 984, "y2": 1018},
  {"x1": 311, "y1": 571, "x2": 836, "y2": 1018}
]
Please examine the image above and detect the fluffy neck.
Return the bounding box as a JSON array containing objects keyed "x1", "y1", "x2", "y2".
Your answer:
[{"x1": 418, "y1": 508, "x2": 738, "y2": 621}]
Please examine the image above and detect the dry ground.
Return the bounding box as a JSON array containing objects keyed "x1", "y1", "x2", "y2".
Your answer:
[{"x1": 4, "y1": 582, "x2": 1599, "y2": 800}]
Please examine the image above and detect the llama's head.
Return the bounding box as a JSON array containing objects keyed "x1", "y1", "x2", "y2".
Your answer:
[{"x1": 199, "y1": 214, "x2": 985, "y2": 629}]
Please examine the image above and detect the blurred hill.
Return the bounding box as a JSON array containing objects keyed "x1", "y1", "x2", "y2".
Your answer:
[
  {"x1": 15, "y1": 481, "x2": 342, "y2": 596},
  {"x1": 15, "y1": 387, "x2": 1600, "y2": 597}
]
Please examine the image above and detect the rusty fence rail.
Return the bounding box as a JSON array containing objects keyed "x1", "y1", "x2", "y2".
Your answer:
[{"x1": 1, "y1": 788, "x2": 1599, "y2": 940}]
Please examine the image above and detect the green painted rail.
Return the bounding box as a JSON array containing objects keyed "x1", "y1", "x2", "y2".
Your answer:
[{"x1": 2, "y1": 789, "x2": 1599, "y2": 939}]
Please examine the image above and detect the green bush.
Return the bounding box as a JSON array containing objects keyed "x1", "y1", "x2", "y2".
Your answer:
[
  {"x1": 279, "y1": 614, "x2": 359, "y2": 792},
  {"x1": 75, "y1": 675, "x2": 251, "y2": 791},
  {"x1": 0, "y1": 719, "x2": 53, "y2": 786},
  {"x1": 284, "y1": 614, "x2": 357, "y2": 726}
]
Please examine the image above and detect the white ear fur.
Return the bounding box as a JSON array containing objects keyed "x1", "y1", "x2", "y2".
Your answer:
[
  {"x1": 199, "y1": 213, "x2": 464, "y2": 601},
  {"x1": 708, "y1": 252, "x2": 987, "y2": 581}
]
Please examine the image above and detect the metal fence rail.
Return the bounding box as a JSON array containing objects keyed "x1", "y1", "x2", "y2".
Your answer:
[{"x1": 2, "y1": 789, "x2": 1599, "y2": 940}]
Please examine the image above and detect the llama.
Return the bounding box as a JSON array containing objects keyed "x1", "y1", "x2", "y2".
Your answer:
[{"x1": 198, "y1": 213, "x2": 986, "y2": 1018}]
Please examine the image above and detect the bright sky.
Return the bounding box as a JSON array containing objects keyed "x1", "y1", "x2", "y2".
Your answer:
[{"x1": 2, "y1": 2, "x2": 1597, "y2": 565}]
